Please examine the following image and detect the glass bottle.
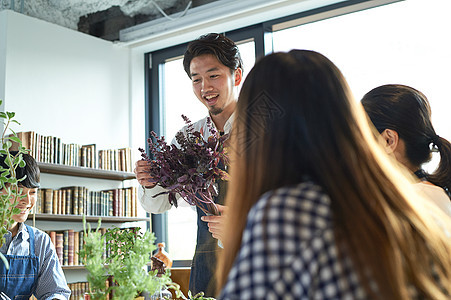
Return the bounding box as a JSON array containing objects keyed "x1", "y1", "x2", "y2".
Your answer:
[{"x1": 154, "y1": 242, "x2": 173, "y2": 268}]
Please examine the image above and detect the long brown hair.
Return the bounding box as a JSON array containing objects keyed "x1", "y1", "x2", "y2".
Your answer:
[{"x1": 217, "y1": 50, "x2": 451, "y2": 299}]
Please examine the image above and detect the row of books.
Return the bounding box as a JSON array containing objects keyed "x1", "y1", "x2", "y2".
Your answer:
[
  {"x1": 98, "y1": 148, "x2": 132, "y2": 172},
  {"x1": 12, "y1": 131, "x2": 133, "y2": 172},
  {"x1": 68, "y1": 281, "x2": 89, "y2": 300},
  {"x1": 49, "y1": 228, "x2": 142, "y2": 267},
  {"x1": 31, "y1": 280, "x2": 113, "y2": 300},
  {"x1": 36, "y1": 186, "x2": 138, "y2": 217},
  {"x1": 30, "y1": 280, "x2": 111, "y2": 300},
  {"x1": 49, "y1": 228, "x2": 111, "y2": 267},
  {"x1": 49, "y1": 230, "x2": 85, "y2": 266},
  {"x1": 68, "y1": 279, "x2": 115, "y2": 300}
]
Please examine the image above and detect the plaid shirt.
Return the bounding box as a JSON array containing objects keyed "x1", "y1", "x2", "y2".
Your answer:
[{"x1": 219, "y1": 181, "x2": 369, "y2": 300}]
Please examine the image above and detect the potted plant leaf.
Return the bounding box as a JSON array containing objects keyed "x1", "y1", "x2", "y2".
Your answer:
[{"x1": 0, "y1": 99, "x2": 29, "y2": 269}]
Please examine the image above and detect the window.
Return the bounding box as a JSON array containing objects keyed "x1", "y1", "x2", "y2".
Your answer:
[{"x1": 272, "y1": 0, "x2": 451, "y2": 170}]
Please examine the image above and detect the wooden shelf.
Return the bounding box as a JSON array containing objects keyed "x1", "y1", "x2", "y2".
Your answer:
[
  {"x1": 62, "y1": 262, "x2": 153, "y2": 270},
  {"x1": 37, "y1": 162, "x2": 135, "y2": 180},
  {"x1": 62, "y1": 265, "x2": 86, "y2": 270},
  {"x1": 29, "y1": 213, "x2": 149, "y2": 222}
]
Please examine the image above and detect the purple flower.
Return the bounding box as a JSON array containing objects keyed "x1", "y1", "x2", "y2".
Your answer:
[{"x1": 139, "y1": 115, "x2": 229, "y2": 216}]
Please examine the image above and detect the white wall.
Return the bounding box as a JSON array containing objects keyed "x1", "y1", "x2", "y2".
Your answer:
[
  {"x1": 1, "y1": 10, "x2": 132, "y2": 151},
  {"x1": 0, "y1": 11, "x2": 7, "y2": 111},
  {"x1": 0, "y1": 10, "x2": 147, "y2": 284}
]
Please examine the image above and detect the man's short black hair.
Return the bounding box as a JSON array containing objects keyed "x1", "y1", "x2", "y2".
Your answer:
[
  {"x1": 0, "y1": 151, "x2": 40, "y2": 188},
  {"x1": 183, "y1": 33, "x2": 243, "y2": 78}
]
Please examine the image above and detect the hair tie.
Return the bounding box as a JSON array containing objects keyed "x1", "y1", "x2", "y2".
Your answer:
[
  {"x1": 432, "y1": 134, "x2": 441, "y2": 145},
  {"x1": 414, "y1": 169, "x2": 428, "y2": 180}
]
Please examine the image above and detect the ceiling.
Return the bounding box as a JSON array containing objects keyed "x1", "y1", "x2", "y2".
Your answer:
[{"x1": 0, "y1": 0, "x2": 216, "y2": 41}]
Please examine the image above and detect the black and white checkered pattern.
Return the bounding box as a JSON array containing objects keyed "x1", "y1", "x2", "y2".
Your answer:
[{"x1": 219, "y1": 181, "x2": 368, "y2": 300}]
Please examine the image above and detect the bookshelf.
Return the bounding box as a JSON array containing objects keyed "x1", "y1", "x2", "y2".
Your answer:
[
  {"x1": 25, "y1": 161, "x2": 148, "y2": 285},
  {"x1": 37, "y1": 162, "x2": 135, "y2": 180},
  {"x1": 30, "y1": 213, "x2": 148, "y2": 222}
]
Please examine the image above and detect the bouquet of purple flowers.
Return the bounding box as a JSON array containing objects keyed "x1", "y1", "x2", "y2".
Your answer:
[{"x1": 139, "y1": 115, "x2": 229, "y2": 216}]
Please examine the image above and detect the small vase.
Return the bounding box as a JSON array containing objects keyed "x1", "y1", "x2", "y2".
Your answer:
[{"x1": 154, "y1": 243, "x2": 172, "y2": 268}]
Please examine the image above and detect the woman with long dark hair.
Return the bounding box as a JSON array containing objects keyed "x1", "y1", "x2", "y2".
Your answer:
[
  {"x1": 361, "y1": 84, "x2": 451, "y2": 216},
  {"x1": 217, "y1": 50, "x2": 451, "y2": 299}
]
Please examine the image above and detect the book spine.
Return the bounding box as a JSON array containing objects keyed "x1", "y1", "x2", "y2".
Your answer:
[
  {"x1": 126, "y1": 188, "x2": 132, "y2": 217},
  {"x1": 60, "y1": 189, "x2": 65, "y2": 215},
  {"x1": 72, "y1": 187, "x2": 79, "y2": 215},
  {"x1": 96, "y1": 191, "x2": 100, "y2": 216},
  {"x1": 79, "y1": 231, "x2": 84, "y2": 265},
  {"x1": 49, "y1": 231, "x2": 56, "y2": 247},
  {"x1": 68, "y1": 229, "x2": 74, "y2": 266},
  {"x1": 36, "y1": 189, "x2": 43, "y2": 214},
  {"x1": 36, "y1": 134, "x2": 41, "y2": 162},
  {"x1": 78, "y1": 186, "x2": 84, "y2": 215},
  {"x1": 63, "y1": 230, "x2": 69, "y2": 266},
  {"x1": 113, "y1": 189, "x2": 118, "y2": 217},
  {"x1": 87, "y1": 191, "x2": 92, "y2": 216},
  {"x1": 109, "y1": 190, "x2": 114, "y2": 217},
  {"x1": 118, "y1": 189, "x2": 123, "y2": 217},
  {"x1": 74, "y1": 230, "x2": 79, "y2": 266},
  {"x1": 44, "y1": 189, "x2": 53, "y2": 214},
  {"x1": 56, "y1": 233, "x2": 64, "y2": 265}
]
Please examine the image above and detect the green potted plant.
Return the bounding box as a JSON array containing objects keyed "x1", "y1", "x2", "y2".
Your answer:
[
  {"x1": 79, "y1": 217, "x2": 182, "y2": 300},
  {"x1": 0, "y1": 99, "x2": 28, "y2": 269}
]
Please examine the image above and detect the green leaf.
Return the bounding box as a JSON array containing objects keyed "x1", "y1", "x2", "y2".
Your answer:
[
  {"x1": 3, "y1": 141, "x2": 12, "y2": 150},
  {"x1": 19, "y1": 160, "x2": 26, "y2": 168},
  {"x1": 8, "y1": 136, "x2": 21, "y2": 144},
  {"x1": 11, "y1": 120, "x2": 20, "y2": 125},
  {"x1": 6, "y1": 111, "x2": 15, "y2": 119},
  {"x1": 0, "y1": 112, "x2": 6, "y2": 118}
]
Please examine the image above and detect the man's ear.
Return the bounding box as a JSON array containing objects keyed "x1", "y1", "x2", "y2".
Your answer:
[
  {"x1": 380, "y1": 129, "x2": 399, "y2": 154},
  {"x1": 234, "y1": 68, "x2": 242, "y2": 86}
]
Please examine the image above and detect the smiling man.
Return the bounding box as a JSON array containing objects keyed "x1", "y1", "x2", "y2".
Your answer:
[
  {"x1": 134, "y1": 33, "x2": 243, "y2": 297},
  {"x1": 0, "y1": 152, "x2": 70, "y2": 299}
]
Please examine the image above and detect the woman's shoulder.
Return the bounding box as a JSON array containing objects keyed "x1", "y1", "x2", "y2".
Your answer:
[
  {"x1": 414, "y1": 182, "x2": 451, "y2": 217},
  {"x1": 256, "y1": 181, "x2": 330, "y2": 212},
  {"x1": 248, "y1": 181, "x2": 332, "y2": 237}
]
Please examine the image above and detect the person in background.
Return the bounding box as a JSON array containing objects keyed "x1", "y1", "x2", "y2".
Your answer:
[
  {"x1": 361, "y1": 84, "x2": 451, "y2": 217},
  {"x1": 217, "y1": 50, "x2": 451, "y2": 299},
  {"x1": 134, "y1": 33, "x2": 243, "y2": 296},
  {"x1": 0, "y1": 152, "x2": 71, "y2": 299}
]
